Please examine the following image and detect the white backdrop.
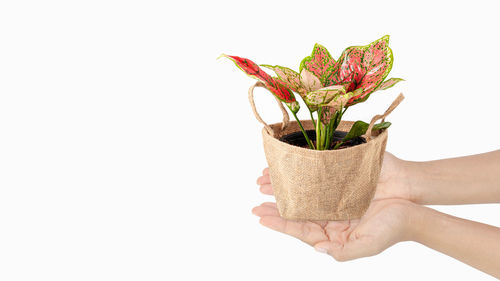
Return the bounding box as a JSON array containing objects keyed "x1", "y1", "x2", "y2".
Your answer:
[{"x1": 1, "y1": 0, "x2": 499, "y2": 280}]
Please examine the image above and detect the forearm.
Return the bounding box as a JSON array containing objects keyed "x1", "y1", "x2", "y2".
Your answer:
[
  {"x1": 408, "y1": 204, "x2": 500, "y2": 278},
  {"x1": 404, "y1": 150, "x2": 500, "y2": 204}
]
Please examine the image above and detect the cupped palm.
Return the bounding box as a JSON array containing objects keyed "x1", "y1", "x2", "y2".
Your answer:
[{"x1": 253, "y1": 152, "x2": 414, "y2": 261}]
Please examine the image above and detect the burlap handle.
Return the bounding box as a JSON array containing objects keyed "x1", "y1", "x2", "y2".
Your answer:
[
  {"x1": 248, "y1": 81, "x2": 290, "y2": 137},
  {"x1": 365, "y1": 93, "x2": 405, "y2": 140}
]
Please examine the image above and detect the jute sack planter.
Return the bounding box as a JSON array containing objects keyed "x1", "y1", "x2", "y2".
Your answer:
[{"x1": 249, "y1": 82, "x2": 404, "y2": 221}]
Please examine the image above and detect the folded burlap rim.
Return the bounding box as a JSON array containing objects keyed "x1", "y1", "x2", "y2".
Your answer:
[{"x1": 248, "y1": 81, "x2": 404, "y2": 141}]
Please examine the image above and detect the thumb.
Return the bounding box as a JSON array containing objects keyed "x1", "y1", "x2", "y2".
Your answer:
[{"x1": 314, "y1": 238, "x2": 375, "y2": 262}]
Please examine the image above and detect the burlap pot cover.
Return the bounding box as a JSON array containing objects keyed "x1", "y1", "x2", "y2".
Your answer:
[{"x1": 249, "y1": 81, "x2": 404, "y2": 221}]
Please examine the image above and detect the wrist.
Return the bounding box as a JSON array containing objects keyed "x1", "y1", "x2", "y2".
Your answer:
[
  {"x1": 400, "y1": 160, "x2": 425, "y2": 204},
  {"x1": 404, "y1": 202, "x2": 432, "y2": 242}
]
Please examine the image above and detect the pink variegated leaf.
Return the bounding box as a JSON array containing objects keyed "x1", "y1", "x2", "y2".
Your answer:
[
  {"x1": 220, "y1": 54, "x2": 297, "y2": 104},
  {"x1": 326, "y1": 90, "x2": 356, "y2": 111},
  {"x1": 303, "y1": 85, "x2": 346, "y2": 109},
  {"x1": 320, "y1": 90, "x2": 356, "y2": 124},
  {"x1": 331, "y1": 46, "x2": 366, "y2": 92},
  {"x1": 358, "y1": 35, "x2": 393, "y2": 93},
  {"x1": 220, "y1": 54, "x2": 273, "y2": 84},
  {"x1": 345, "y1": 87, "x2": 365, "y2": 105},
  {"x1": 348, "y1": 35, "x2": 394, "y2": 106},
  {"x1": 274, "y1": 78, "x2": 300, "y2": 113},
  {"x1": 376, "y1": 77, "x2": 404, "y2": 91},
  {"x1": 300, "y1": 43, "x2": 336, "y2": 86},
  {"x1": 261, "y1": 64, "x2": 306, "y2": 97},
  {"x1": 300, "y1": 69, "x2": 323, "y2": 92}
]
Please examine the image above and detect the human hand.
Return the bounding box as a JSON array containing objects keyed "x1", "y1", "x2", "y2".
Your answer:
[
  {"x1": 253, "y1": 151, "x2": 417, "y2": 261},
  {"x1": 252, "y1": 198, "x2": 416, "y2": 261}
]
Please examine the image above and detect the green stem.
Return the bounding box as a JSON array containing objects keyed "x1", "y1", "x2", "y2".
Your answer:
[
  {"x1": 322, "y1": 122, "x2": 327, "y2": 150},
  {"x1": 324, "y1": 122, "x2": 330, "y2": 150},
  {"x1": 291, "y1": 110, "x2": 315, "y2": 150},
  {"x1": 309, "y1": 109, "x2": 316, "y2": 129},
  {"x1": 324, "y1": 112, "x2": 336, "y2": 150},
  {"x1": 333, "y1": 141, "x2": 343, "y2": 150},
  {"x1": 342, "y1": 106, "x2": 348, "y2": 115},
  {"x1": 316, "y1": 108, "x2": 322, "y2": 150}
]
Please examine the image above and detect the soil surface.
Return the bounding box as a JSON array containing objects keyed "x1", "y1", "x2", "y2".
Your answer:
[{"x1": 279, "y1": 129, "x2": 366, "y2": 150}]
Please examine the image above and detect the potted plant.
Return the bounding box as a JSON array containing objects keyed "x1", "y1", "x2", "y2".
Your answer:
[{"x1": 220, "y1": 35, "x2": 404, "y2": 220}]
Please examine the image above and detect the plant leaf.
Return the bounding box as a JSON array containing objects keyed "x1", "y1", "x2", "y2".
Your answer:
[
  {"x1": 319, "y1": 90, "x2": 356, "y2": 125},
  {"x1": 342, "y1": 121, "x2": 392, "y2": 141},
  {"x1": 300, "y1": 68, "x2": 322, "y2": 92},
  {"x1": 299, "y1": 43, "x2": 336, "y2": 86},
  {"x1": 303, "y1": 85, "x2": 346, "y2": 108},
  {"x1": 373, "y1": 121, "x2": 392, "y2": 131},
  {"x1": 221, "y1": 54, "x2": 273, "y2": 84},
  {"x1": 325, "y1": 90, "x2": 356, "y2": 112},
  {"x1": 348, "y1": 35, "x2": 394, "y2": 106},
  {"x1": 376, "y1": 77, "x2": 404, "y2": 91},
  {"x1": 342, "y1": 121, "x2": 369, "y2": 142},
  {"x1": 221, "y1": 54, "x2": 296, "y2": 104},
  {"x1": 331, "y1": 46, "x2": 365, "y2": 92},
  {"x1": 261, "y1": 64, "x2": 306, "y2": 97},
  {"x1": 275, "y1": 78, "x2": 300, "y2": 113}
]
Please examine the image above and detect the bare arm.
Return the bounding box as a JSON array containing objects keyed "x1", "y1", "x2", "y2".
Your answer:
[
  {"x1": 410, "y1": 204, "x2": 500, "y2": 278},
  {"x1": 403, "y1": 150, "x2": 500, "y2": 204}
]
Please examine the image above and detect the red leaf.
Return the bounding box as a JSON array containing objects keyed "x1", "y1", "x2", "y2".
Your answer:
[
  {"x1": 377, "y1": 77, "x2": 404, "y2": 90},
  {"x1": 356, "y1": 36, "x2": 393, "y2": 99},
  {"x1": 347, "y1": 36, "x2": 394, "y2": 106},
  {"x1": 222, "y1": 54, "x2": 273, "y2": 84},
  {"x1": 300, "y1": 44, "x2": 336, "y2": 86},
  {"x1": 261, "y1": 64, "x2": 305, "y2": 96},
  {"x1": 332, "y1": 46, "x2": 365, "y2": 93},
  {"x1": 221, "y1": 54, "x2": 296, "y2": 103}
]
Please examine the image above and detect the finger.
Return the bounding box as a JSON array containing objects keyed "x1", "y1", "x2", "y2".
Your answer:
[
  {"x1": 252, "y1": 204, "x2": 280, "y2": 217},
  {"x1": 256, "y1": 174, "x2": 271, "y2": 185},
  {"x1": 259, "y1": 184, "x2": 273, "y2": 195},
  {"x1": 260, "y1": 202, "x2": 277, "y2": 208},
  {"x1": 262, "y1": 167, "x2": 269, "y2": 175},
  {"x1": 314, "y1": 236, "x2": 374, "y2": 262},
  {"x1": 313, "y1": 241, "x2": 344, "y2": 257},
  {"x1": 259, "y1": 216, "x2": 328, "y2": 246}
]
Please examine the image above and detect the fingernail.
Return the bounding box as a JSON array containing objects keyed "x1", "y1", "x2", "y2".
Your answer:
[{"x1": 314, "y1": 247, "x2": 328, "y2": 254}]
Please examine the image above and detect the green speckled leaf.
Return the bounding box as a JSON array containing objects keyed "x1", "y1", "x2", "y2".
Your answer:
[
  {"x1": 325, "y1": 90, "x2": 355, "y2": 112},
  {"x1": 376, "y1": 78, "x2": 404, "y2": 91},
  {"x1": 261, "y1": 64, "x2": 306, "y2": 97},
  {"x1": 299, "y1": 43, "x2": 336, "y2": 86},
  {"x1": 303, "y1": 85, "x2": 345, "y2": 108}
]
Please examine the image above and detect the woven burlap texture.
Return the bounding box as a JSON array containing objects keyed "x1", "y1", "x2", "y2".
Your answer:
[
  {"x1": 248, "y1": 81, "x2": 404, "y2": 221},
  {"x1": 263, "y1": 120, "x2": 387, "y2": 221}
]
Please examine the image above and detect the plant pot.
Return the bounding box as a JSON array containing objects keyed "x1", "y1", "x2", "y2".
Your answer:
[
  {"x1": 248, "y1": 82, "x2": 404, "y2": 221},
  {"x1": 262, "y1": 120, "x2": 388, "y2": 220}
]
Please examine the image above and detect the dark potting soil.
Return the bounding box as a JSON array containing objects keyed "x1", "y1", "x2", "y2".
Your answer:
[{"x1": 279, "y1": 129, "x2": 366, "y2": 150}]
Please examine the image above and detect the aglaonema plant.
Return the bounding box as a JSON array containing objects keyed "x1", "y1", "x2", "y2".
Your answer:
[{"x1": 220, "y1": 35, "x2": 403, "y2": 150}]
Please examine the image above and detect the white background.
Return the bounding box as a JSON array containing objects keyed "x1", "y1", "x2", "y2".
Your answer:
[{"x1": 0, "y1": 0, "x2": 499, "y2": 280}]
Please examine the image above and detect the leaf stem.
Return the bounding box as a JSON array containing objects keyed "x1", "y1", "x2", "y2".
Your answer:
[
  {"x1": 333, "y1": 141, "x2": 343, "y2": 150},
  {"x1": 316, "y1": 108, "x2": 322, "y2": 150},
  {"x1": 291, "y1": 110, "x2": 315, "y2": 150},
  {"x1": 309, "y1": 109, "x2": 316, "y2": 128}
]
